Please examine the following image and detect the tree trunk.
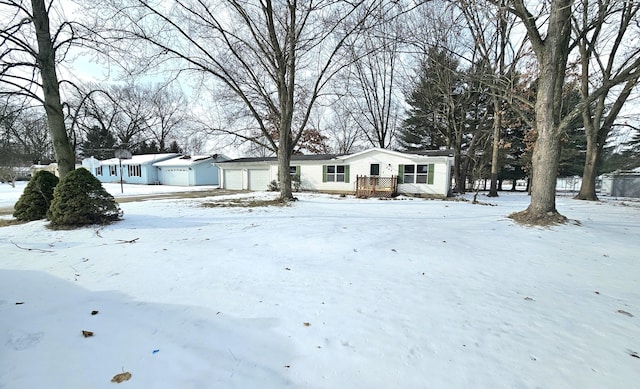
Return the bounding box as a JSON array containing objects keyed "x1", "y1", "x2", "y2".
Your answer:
[
  {"x1": 528, "y1": 134, "x2": 561, "y2": 207},
  {"x1": 488, "y1": 104, "x2": 501, "y2": 197},
  {"x1": 31, "y1": 0, "x2": 75, "y2": 179},
  {"x1": 453, "y1": 147, "x2": 464, "y2": 193},
  {"x1": 575, "y1": 139, "x2": 599, "y2": 200},
  {"x1": 574, "y1": 105, "x2": 601, "y2": 201},
  {"x1": 512, "y1": 65, "x2": 567, "y2": 223},
  {"x1": 278, "y1": 147, "x2": 294, "y2": 201}
]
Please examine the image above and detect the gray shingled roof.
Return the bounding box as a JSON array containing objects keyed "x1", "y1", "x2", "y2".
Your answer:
[
  {"x1": 219, "y1": 153, "x2": 341, "y2": 163},
  {"x1": 219, "y1": 149, "x2": 452, "y2": 163}
]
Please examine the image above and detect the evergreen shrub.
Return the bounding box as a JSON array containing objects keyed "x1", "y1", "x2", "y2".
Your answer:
[
  {"x1": 47, "y1": 168, "x2": 122, "y2": 227},
  {"x1": 13, "y1": 170, "x2": 59, "y2": 221}
]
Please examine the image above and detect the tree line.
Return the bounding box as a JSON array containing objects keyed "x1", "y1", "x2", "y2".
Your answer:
[{"x1": 1, "y1": 0, "x2": 639, "y2": 224}]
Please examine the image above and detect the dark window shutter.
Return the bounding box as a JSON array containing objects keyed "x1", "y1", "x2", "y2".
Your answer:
[{"x1": 428, "y1": 163, "x2": 434, "y2": 185}]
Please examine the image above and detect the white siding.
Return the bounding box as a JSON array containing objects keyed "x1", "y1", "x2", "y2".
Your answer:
[{"x1": 218, "y1": 149, "x2": 453, "y2": 197}]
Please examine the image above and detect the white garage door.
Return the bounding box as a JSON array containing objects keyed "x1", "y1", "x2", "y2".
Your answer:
[
  {"x1": 162, "y1": 168, "x2": 189, "y2": 186},
  {"x1": 248, "y1": 169, "x2": 270, "y2": 191},
  {"x1": 224, "y1": 169, "x2": 243, "y2": 190}
]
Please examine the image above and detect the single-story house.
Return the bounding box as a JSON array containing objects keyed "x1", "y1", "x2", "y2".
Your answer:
[
  {"x1": 153, "y1": 154, "x2": 229, "y2": 186},
  {"x1": 30, "y1": 163, "x2": 60, "y2": 177},
  {"x1": 218, "y1": 148, "x2": 454, "y2": 198},
  {"x1": 92, "y1": 153, "x2": 179, "y2": 184},
  {"x1": 600, "y1": 167, "x2": 640, "y2": 198}
]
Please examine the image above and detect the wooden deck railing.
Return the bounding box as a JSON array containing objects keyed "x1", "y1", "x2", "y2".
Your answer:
[{"x1": 355, "y1": 175, "x2": 398, "y2": 198}]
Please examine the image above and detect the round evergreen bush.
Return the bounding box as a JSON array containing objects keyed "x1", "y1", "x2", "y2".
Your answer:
[
  {"x1": 13, "y1": 170, "x2": 59, "y2": 221},
  {"x1": 47, "y1": 168, "x2": 122, "y2": 227}
]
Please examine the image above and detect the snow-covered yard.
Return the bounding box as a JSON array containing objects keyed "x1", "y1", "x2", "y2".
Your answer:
[{"x1": 1, "y1": 182, "x2": 639, "y2": 388}]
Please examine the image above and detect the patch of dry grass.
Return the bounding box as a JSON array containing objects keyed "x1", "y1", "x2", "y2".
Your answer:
[
  {"x1": 0, "y1": 218, "x2": 26, "y2": 228},
  {"x1": 201, "y1": 198, "x2": 289, "y2": 208}
]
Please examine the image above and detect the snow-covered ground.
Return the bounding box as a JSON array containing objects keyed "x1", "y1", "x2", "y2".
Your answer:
[{"x1": 1, "y1": 181, "x2": 639, "y2": 388}]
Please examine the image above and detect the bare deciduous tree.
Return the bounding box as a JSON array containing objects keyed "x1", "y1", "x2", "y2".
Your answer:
[
  {"x1": 572, "y1": 0, "x2": 640, "y2": 201},
  {"x1": 459, "y1": 0, "x2": 524, "y2": 197},
  {"x1": 0, "y1": 0, "x2": 77, "y2": 177},
  {"x1": 70, "y1": 83, "x2": 192, "y2": 155},
  {"x1": 338, "y1": 4, "x2": 407, "y2": 149},
  {"x1": 82, "y1": 0, "x2": 385, "y2": 200},
  {"x1": 147, "y1": 84, "x2": 191, "y2": 152}
]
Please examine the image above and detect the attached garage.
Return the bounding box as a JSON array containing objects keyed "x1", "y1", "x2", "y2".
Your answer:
[
  {"x1": 248, "y1": 169, "x2": 270, "y2": 190},
  {"x1": 224, "y1": 169, "x2": 243, "y2": 190},
  {"x1": 161, "y1": 168, "x2": 190, "y2": 186},
  {"x1": 152, "y1": 155, "x2": 225, "y2": 186}
]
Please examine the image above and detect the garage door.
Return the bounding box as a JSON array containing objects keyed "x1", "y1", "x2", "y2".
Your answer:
[
  {"x1": 224, "y1": 169, "x2": 243, "y2": 190},
  {"x1": 162, "y1": 168, "x2": 190, "y2": 186},
  {"x1": 248, "y1": 169, "x2": 270, "y2": 190}
]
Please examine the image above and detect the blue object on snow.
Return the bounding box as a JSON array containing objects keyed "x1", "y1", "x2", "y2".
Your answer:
[{"x1": 152, "y1": 349, "x2": 160, "y2": 354}]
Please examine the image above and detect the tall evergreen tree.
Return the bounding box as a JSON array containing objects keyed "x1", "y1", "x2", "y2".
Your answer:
[
  {"x1": 400, "y1": 47, "x2": 493, "y2": 192},
  {"x1": 167, "y1": 140, "x2": 183, "y2": 154},
  {"x1": 399, "y1": 47, "x2": 457, "y2": 152},
  {"x1": 80, "y1": 126, "x2": 116, "y2": 160}
]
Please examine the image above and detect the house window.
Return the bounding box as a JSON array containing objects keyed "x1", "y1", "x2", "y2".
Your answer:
[
  {"x1": 323, "y1": 165, "x2": 350, "y2": 183},
  {"x1": 399, "y1": 164, "x2": 434, "y2": 185},
  {"x1": 403, "y1": 165, "x2": 415, "y2": 183},
  {"x1": 370, "y1": 164, "x2": 380, "y2": 176},
  {"x1": 416, "y1": 164, "x2": 429, "y2": 183},
  {"x1": 289, "y1": 166, "x2": 299, "y2": 177},
  {"x1": 128, "y1": 165, "x2": 142, "y2": 177},
  {"x1": 109, "y1": 165, "x2": 117, "y2": 176},
  {"x1": 96, "y1": 166, "x2": 103, "y2": 176}
]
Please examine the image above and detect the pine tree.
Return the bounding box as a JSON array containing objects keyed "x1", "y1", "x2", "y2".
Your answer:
[
  {"x1": 81, "y1": 126, "x2": 116, "y2": 160},
  {"x1": 398, "y1": 48, "x2": 455, "y2": 152},
  {"x1": 167, "y1": 140, "x2": 183, "y2": 153}
]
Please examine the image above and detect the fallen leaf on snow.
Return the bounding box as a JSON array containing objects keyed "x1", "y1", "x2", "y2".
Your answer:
[
  {"x1": 524, "y1": 297, "x2": 534, "y2": 301},
  {"x1": 111, "y1": 372, "x2": 132, "y2": 383},
  {"x1": 81, "y1": 330, "x2": 94, "y2": 338},
  {"x1": 303, "y1": 322, "x2": 310, "y2": 327}
]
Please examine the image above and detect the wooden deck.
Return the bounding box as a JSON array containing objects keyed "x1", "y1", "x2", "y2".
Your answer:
[{"x1": 355, "y1": 176, "x2": 398, "y2": 198}]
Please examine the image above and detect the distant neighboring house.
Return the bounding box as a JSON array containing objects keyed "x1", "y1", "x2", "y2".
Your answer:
[
  {"x1": 600, "y1": 167, "x2": 640, "y2": 198},
  {"x1": 93, "y1": 153, "x2": 179, "y2": 184},
  {"x1": 218, "y1": 148, "x2": 454, "y2": 198},
  {"x1": 30, "y1": 163, "x2": 59, "y2": 177},
  {"x1": 0, "y1": 166, "x2": 30, "y2": 183},
  {"x1": 556, "y1": 176, "x2": 582, "y2": 192},
  {"x1": 153, "y1": 154, "x2": 229, "y2": 186}
]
